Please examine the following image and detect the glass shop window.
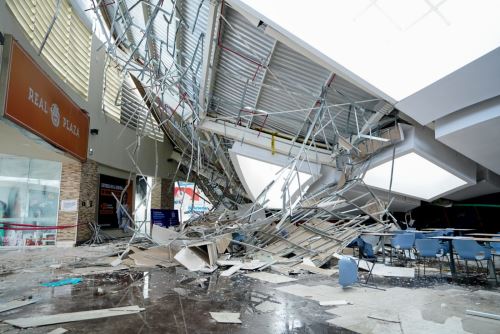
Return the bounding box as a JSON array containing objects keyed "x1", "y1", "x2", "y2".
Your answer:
[{"x1": 0, "y1": 154, "x2": 62, "y2": 247}]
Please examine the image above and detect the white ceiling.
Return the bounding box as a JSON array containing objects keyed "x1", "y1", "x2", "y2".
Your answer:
[
  {"x1": 436, "y1": 95, "x2": 500, "y2": 175},
  {"x1": 241, "y1": 0, "x2": 500, "y2": 102}
]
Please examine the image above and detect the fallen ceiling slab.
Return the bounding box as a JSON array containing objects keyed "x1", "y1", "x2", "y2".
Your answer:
[{"x1": 4, "y1": 306, "x2": 145, "y2": 328}]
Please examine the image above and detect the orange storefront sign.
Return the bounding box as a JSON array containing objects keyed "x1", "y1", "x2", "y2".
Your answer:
[{"x1": 3, "y1": 40, "x2": 89, "y2": 161}]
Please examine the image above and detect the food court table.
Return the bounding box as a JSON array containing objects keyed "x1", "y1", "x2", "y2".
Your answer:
[
  {"x1": 466, "y1": 233, "x2": 500, "y2": 237},
  {"x1": 361, "y1": 232, "x2": 395, "y2": 263}
]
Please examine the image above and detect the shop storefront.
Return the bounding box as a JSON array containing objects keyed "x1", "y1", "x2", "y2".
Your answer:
[
  {"x1": 0, "y1": 154, "x2": 62, "y2": 246},
  {"x1": 0, "y1": 36, "x2": 89, "y2": 247}
]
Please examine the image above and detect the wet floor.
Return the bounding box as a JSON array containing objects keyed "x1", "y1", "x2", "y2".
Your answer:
[
  {"x1": 0, "y1": 267, "x2": 356, "y2": 333},
  {"x1": 1, "y1": 247, "x2": 499, "y2": 334}
]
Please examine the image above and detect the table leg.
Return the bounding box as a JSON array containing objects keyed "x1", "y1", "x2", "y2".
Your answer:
[
  {"x1": 448, "y1": 239, "x2": 456, "y2": 279},
  {"x1": 382, "y1": 236, "x2": 387, "y2": 264},
  {"x1": 487, "y1": 259, "x2": 495, "y2": 280}
]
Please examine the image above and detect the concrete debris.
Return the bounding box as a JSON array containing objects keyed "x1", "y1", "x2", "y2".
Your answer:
[
  {"x1": 128, "y1": 246, "x2": 176, "y2": 268},
  {"x1": 294, "y1": 263, "x2": 338, "y2": 276},
  {"x1": 220, "y1": 264, "x2": 243, "y2": 277},
  {"x1": 174, "y1": 247, "x2": 216, "y2": 272},
  {"x1": 241, "y1": 260, "x2": 269, "y2": 270},
  {"x1": 47, "y1": 328, "x2": 68, "y2": 334},
  {"x1": 70, "y1": 265, "x2": 129, "y2": 275},
  {"x1": 209, "y1": 312, "x2": 242, "y2": 324},
  {"x1": 0, "y1": 299, "x2": 36, "y2": 313},
  {"x1": 245, "y1": 272, "x2": 297, "y2": 284},
  {"x1": 110, "y1": 258, "x2": 122, "y2": 267},
  {"x1": 215, "y1": 234, "x2": 232, "y2": 254},
  {"x1": 151, "y1": 225, "x2": 180, "y2": 245},
  {"x1": 187, "y1": 241, "x2": 219, "y2": 267},
  {"x1": 4, "y1": 305, "x2": 145, "y2": 328},
  {"x1": 319, "y1": 300, "x2": 349, "y2": 306},
  {"x1": 302, "y1": 257, "x2": 316, "y2": 267},
  {"x1": 358, "y1": 260, "x2": 415, "y2": 278},
  {"x1": 217, "y1": 260, "x2": 242, "y2": 267}
]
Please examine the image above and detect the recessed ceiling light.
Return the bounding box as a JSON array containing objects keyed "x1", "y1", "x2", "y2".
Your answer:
[
  {"x1": 363, "y1": 152, "x2": 467, "y2": 201},
  {"x1": 362, "y1": 124, "x2": 475, "y2": 201}
]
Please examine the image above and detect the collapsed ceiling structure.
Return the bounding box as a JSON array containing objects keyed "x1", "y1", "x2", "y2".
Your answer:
[{"x1": 75, "y1": 0, "x2": 497, "y2": 259}]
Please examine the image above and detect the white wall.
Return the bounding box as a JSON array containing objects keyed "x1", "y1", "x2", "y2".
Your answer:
[{"x1": 0, "y1": 2, "x2": 174, "y2": 178}]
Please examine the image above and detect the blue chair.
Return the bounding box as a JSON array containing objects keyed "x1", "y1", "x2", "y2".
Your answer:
[
  {"x1": 358, "y1": 238, "x2": 376, "y2": 258},
  {"x1": 346, "y1": 237, "x2": 360, "y2": 257},
  {"x1": 356, "y1": 238, "x2": 378, "y2": 284},
  {"x1": 444, "y1": 228, "x2": 454, "y2": 236},
  {"x1": 490, "y1": 233, "x2": 500, "y2": 263},
  {"x1": 491, "y1": 242, "x2": 500, "y2": 254},
  {"x1": 429, "y1": 230, "x2": 451, "y2": 256},
  {"x1": 453, "y1": 239, "x2": 496, "y2": 281},
  {"x1": 391, "y1": 233, "x2": 416, "y2": 264},
  {"x1": 492, "y1": 233, "x2": 500, "y2": 251},
  {"x1": 339, "y1": 256, "x2": 358, "y2": 288},
  {"x1": 415, "y1": 239, "x2": 445, "y2": 277}
]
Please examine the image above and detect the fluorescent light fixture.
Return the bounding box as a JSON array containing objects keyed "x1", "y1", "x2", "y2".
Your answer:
[
  {"x1": 363, "y1": 152, "x2": 467, "y2": 201},
  {"x1": 362, "y1": 124, "x2": 475, "y2": 202},
  {"x1": 241, "y1": 0, "x2": 500, "y2": 101},
  {"x1": 234, "y1": 154, "x2": 313, "y2": 209}
]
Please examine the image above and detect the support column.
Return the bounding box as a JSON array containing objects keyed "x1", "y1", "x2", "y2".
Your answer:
[
  {"x1": 161, "y1": 178, "x2": 174, "y2": 209},
  {"x1": 57, "y1": 161, "x2": 82, "y2": 246},
  {"x1": 151, "y1": 177, "x2": 162, "y2": 209},
  {"x1": 77, "y1": 160, "x2": 99, "y2": 243}
]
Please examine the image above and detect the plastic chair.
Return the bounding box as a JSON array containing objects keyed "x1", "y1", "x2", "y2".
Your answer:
[
  {"x1": 453, "y1": 239, "x2": 496, "y2": 281},
  {"x1": 490, "y1": 233, "x2": 500, "y2": 264},
  {"x1": 339, "y1": 256, "x2": 358, "y2": 288},
  {"x1": 492, "y1": 233, "x2": 500, "y2": 252},
  {"x1": 415, "y1": 239, "x2": 445, "y2": 277},
  {"x1": 492, "y1": 241, "x2": 500, "y2": 252},
  {"x1": 346, "y1": 237, "x2": 361, "y2": 257},
  {"x1": 356, "y1": 238, "x2": 378, "y2": 284},
  {"x1": 391, "y1": 233, "x2": 416, "y2": 264},
  {"x1": 429, "y1": 230, "x2": 451, "y2": 256},
  {"x1": 443, "y1": 228, "x2": 454, "y2": 236},
  {"x1": 358, "y1": 238, "x2": 376, "y2": 258}
]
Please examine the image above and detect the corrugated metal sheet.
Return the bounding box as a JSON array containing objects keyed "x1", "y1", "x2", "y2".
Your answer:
[
  {"x1": 178, "y1": 0, "x2": 209, "y2": 102},
  {"x1": 125, "y1": 0, "x2": 148, "y2": 58},
  {"x1": 102, "y1": 0, "x2": 388, "y2": 147},
  {"x1": 210, "y1": 6, "x2": 274, "y2": 119},
  {"x1": 324, "y1": 74, "x2": 379, "y2": 138},
  {"x1": 207, "y1": 4, "x2": 381, "y2": 145},
  {"x1": 150, "y1": 1, "x2": 176, "y2": 77},
  {"x1": 256, "y1": 42, "x2": 330, "y2": 138}
]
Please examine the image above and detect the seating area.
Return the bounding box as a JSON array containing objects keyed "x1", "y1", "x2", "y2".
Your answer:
[{"x1": 348, "y1": 229, "x2": 500, "y2": 284}]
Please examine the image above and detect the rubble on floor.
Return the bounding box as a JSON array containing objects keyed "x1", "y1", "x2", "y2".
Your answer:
[{"x1": 0, "y1": 211, "x2": 498, "y2": 333}]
